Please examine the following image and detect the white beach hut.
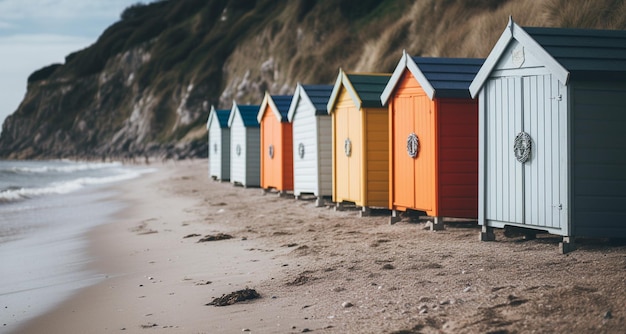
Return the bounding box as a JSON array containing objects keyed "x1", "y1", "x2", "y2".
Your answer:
[
  {"x1": 287, "y1": 84, "x2": 334, "y2": 206},
  {"x1": 228, "y1": 102, "x2": 261, "y2": 188},
  {"x1": 469, "y1": 18, "x2": 626, "y2": 253},
  {"x1": 207, "y1": 105, "x2": 231, "y2": 181}
]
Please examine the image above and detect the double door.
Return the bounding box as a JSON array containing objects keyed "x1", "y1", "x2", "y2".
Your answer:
[
  {"x1": 392, "y1": 94, "x2": 434, "y2": 212},
  {"x1": 334, "y1": 106, "x2": 361, "y2": 203},
  {"x1": 484, "y1": 74, "x2": 567, "y2": 231}
]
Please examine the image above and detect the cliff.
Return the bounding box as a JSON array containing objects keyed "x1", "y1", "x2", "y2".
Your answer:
[{"x1": 1, "y1": 0, "x2": 624, "y2": 160}]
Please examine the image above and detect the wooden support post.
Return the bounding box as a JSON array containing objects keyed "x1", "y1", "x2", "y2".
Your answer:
[
  {"x1": 389, "y1": 210, "x2": 402, "y2": 225},
  {"x1": 480, "y1": 225, "x2": 495, "y2": 241},
  {"x1": 315, "y1": 197, "x2": 324, "y2": 207},
  {"x1": 559, "y1": 236, "x2": 576, "y2": 254},
  {"x1": 431, "y1": 216, "x2": 444, "y2": 231},
  {"x1": 359, "y1": 206, "x2": 371, "y2": 217},
  {"x1": 334, "y1": 202, "x2": 344, "y2": 212}
]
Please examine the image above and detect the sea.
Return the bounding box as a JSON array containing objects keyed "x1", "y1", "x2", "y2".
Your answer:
[{"x1": 0, "y1": 160, "x2": 153, "y2": 331}]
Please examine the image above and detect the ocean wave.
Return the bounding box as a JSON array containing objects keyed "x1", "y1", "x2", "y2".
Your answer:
[
  {"x1": 0, "y1": 168, "x2": 155, "y2": 203},
  {"x1": 1, "y1": 161, "x2": 123, "y2": 174}
]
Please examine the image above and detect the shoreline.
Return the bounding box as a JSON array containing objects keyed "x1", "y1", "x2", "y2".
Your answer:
[
  {"x1": 13, "y1": 159, "x2": 626, "y2": 333},
  {"x1": 13, "y1": 159, "x2": 325, "y2": 333}
]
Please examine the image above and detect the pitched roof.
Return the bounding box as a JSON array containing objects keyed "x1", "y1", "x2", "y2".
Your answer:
[
  {"x1": 257, "y1": 92, "x2": 293, "y2": 123},
  {"x1": 327, "y1": 69, "x2": 391, "y2": 112},
  {"x1": 228, "y1": 102, "x2": 260, "y2": 128},
  {"x1": 470, "y1": 18, "x2": 626, "y2": 97},
  {"x1": 524, "y1": 26, "x2": 626, "y2": 80},
  {"x1": 207, "y1": 105, "x2": 230, "y2": 129},
  {"x1": 381, "y1": 52, "x2": 484, "y2": 103},
  {"x1": 302, "y1": 85, "x2": 333, "y2": 114},
  {"x1": 287, "y1": 83, "x2": 333, "y2": 121}
]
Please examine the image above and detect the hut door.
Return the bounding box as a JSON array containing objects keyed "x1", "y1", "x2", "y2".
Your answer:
[
  {"x1": 393, "y1": 96, "x2": 416, "y2": 209},
  {"x1": 335, "y1": 105, "x2": 361, "y2": 202},
  {"x1": 485, "y1": 75, "x2": 565, "y2": 230},
  {"x1": 392, "y1": 95, "x2": 433, "y2": 211},
  {"x1": 262, "y1": 113, "x2": 279, "y2": 188},
  {"x1": 520, "y1": 74, "x2": 566, "y2": 230}
]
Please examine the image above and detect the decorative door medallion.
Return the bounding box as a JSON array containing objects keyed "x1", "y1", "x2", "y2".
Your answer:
[
  {"x1": 344, "y1": 138, "x2": 352, "y2": 157},
  {"x1": 514, "y1": 131, "x2": 532, "y2": 163},
  {"x1": 268, "y1": 144, "x2": 275, "y2": 159},
  {"x1": 298, "y1": 143, "x2": 305, "y2": 159},
  {"x1": 407, "y1": 132, "x2": 419, "y2": 158}
]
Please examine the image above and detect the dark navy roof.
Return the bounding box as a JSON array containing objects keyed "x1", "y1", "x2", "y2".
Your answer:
[
  {"x1": 215, "y1": 109, "x2": 230, "y2": 128},
  {"x1": 524, "y1": 26, "x2": 626, "y2": 80},
  {"x1": 346, "y1": 74, "x2": 391, "y2": 108},
  {"x1": 238, "y1": 105, "x2": 260, "y2": 127},
  {"x1": 301, "y1": 85, "x2": 333, "y2": 115},
  {"x1": 271, "y1": 95, "x2": 292, "y2": 122},
  {"x1": 412, "y1": 57, "x2": 484, "y2": 98}
]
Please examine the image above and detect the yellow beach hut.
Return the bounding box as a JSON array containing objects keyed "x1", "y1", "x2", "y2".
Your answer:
[{"x1": 327, "y1": 69, "x2": 391, "y2": 216}]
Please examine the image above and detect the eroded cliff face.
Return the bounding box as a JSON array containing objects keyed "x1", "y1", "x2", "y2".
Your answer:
[
  {"x1": 1, "y1": 0, "x2": 622, "y2": 160},
  {"x1": 0, "y1": 45, "x2": 207, "y2": 160}
]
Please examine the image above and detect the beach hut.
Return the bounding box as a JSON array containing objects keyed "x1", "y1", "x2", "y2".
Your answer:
[
  {"x1": 257, "y1": 93, "x2": 294, "y2": 195},
  {"x1": 327, "y1": 70, "x2": 391, "y2": 215},
  {"x1": 207, "y1": 105, "x2": 231, "y2": 181},
  {"x1": 469, "y1": 18, "x2": 626, "y2": 252},
  {"x1": 228, "y1": 102, "x2": 261, "y2": 188},
  {"x1": 287, "y1": 83, "x2": 334, "y2": 206},
  {"x1": 380, "y1": 53, "x2": 484, "y2": 228}
]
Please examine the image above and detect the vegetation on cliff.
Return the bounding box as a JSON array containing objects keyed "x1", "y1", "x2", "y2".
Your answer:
[{"x1": 1, "y1": 0, "x2": 624, "y2": 159}]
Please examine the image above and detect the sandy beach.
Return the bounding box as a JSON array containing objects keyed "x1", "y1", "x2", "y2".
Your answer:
[{"x1": 13, "y1": 159, "x2": 626, "y2": 333}]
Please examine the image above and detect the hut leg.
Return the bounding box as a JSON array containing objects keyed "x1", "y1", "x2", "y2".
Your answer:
[
  {"x1": 278, "y1": 191, "x2": 288, "y2": 198},
  {"x1": 480, "y1": 225, "x2": 496, "y2": 241},
  {"x1": 359, "y1": 206, "x2": 371, "y2": 217},
  {"x1": 315, "y1": 197, "x2": 324, "y2": 207},
  {"x1": 334, "y1": 202, "x2": 344, "y2": 211},
  {"x1": 425, "y1": 216, "x2": 445, "y2": 231},
  {"x1": 389, "y1": 210, "x2": 402, "y2": 225},
  {"x1": 559, "y1": 236, "x2": 576, "y2": 254}
]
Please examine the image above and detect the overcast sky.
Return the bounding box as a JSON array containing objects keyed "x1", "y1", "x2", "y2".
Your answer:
[{"x1": 0, "y1": 0, "x2": 143, "y2": 133}]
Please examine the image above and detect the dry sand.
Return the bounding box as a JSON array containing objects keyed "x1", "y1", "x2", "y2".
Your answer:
[{"x1": 15, "y1": 159, "x2": 626, "y2": 333}]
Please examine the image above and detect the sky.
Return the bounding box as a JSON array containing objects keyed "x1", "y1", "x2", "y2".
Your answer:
[{"x1": 0, "y1": 0, "x2": 144, "y2": 133}]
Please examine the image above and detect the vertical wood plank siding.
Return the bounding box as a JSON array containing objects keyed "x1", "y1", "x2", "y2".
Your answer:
[
  {"x1": 484, "y1": 76, "x2": 524, "y2": 224},
  {"x1": 208, "y1": 118, "x2": 222, "y2": 179},
  {"x1": 260, "y1": 106, "x2": 293, "y2": 191},
  {"x1": 246, "y1": 127, "x2": 261, "y2": 187},
  {"x1": 292, "y1": 102, "x2": 318, "y2": 196},
  {"x1": 333, "y1": 89, "x2": 361, "y2": 204},
  {"x1": 365, "y1": 109, "x2": 389, "y2": 207},
  {"x1": 389, "y1": 70, "x2": 478, "y2": 218},
  {"x1": 318, "y1": 116, "x2": 333, "y2": 196},
  {"x1": 230, "y1": 112, "x2": 246, "y2": 185},
  {"x1": 437, "y1": 99, "x2": 478, "y2": 218},
  {"x1": 572, "y1": 82, "x2": 626, "y2": 236},
  {"x1": 220, "y1": 130, "x2": 231, "y2": 180},
  {"x1": 260, "y1": 109, "x2": 275, "y2": 188},
  {"x1": 484, "y1": 74, "x2": 566, "y2": 231}
]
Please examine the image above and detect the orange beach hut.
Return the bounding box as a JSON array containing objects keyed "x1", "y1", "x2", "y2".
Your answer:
[
  {"x1": 257, "y1": 92, "x2": 294, "y2": 194},
  {"x1": 380, "y1": 52, "x2": 484, "y2": 228},
  {"x1": 327, "y1": 70, "x2": 391, "y2": 215}
]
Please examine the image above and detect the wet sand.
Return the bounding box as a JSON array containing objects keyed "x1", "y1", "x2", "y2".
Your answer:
[{"x1": 14, "y1": 159, "x2": 626, "y2": 333}]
